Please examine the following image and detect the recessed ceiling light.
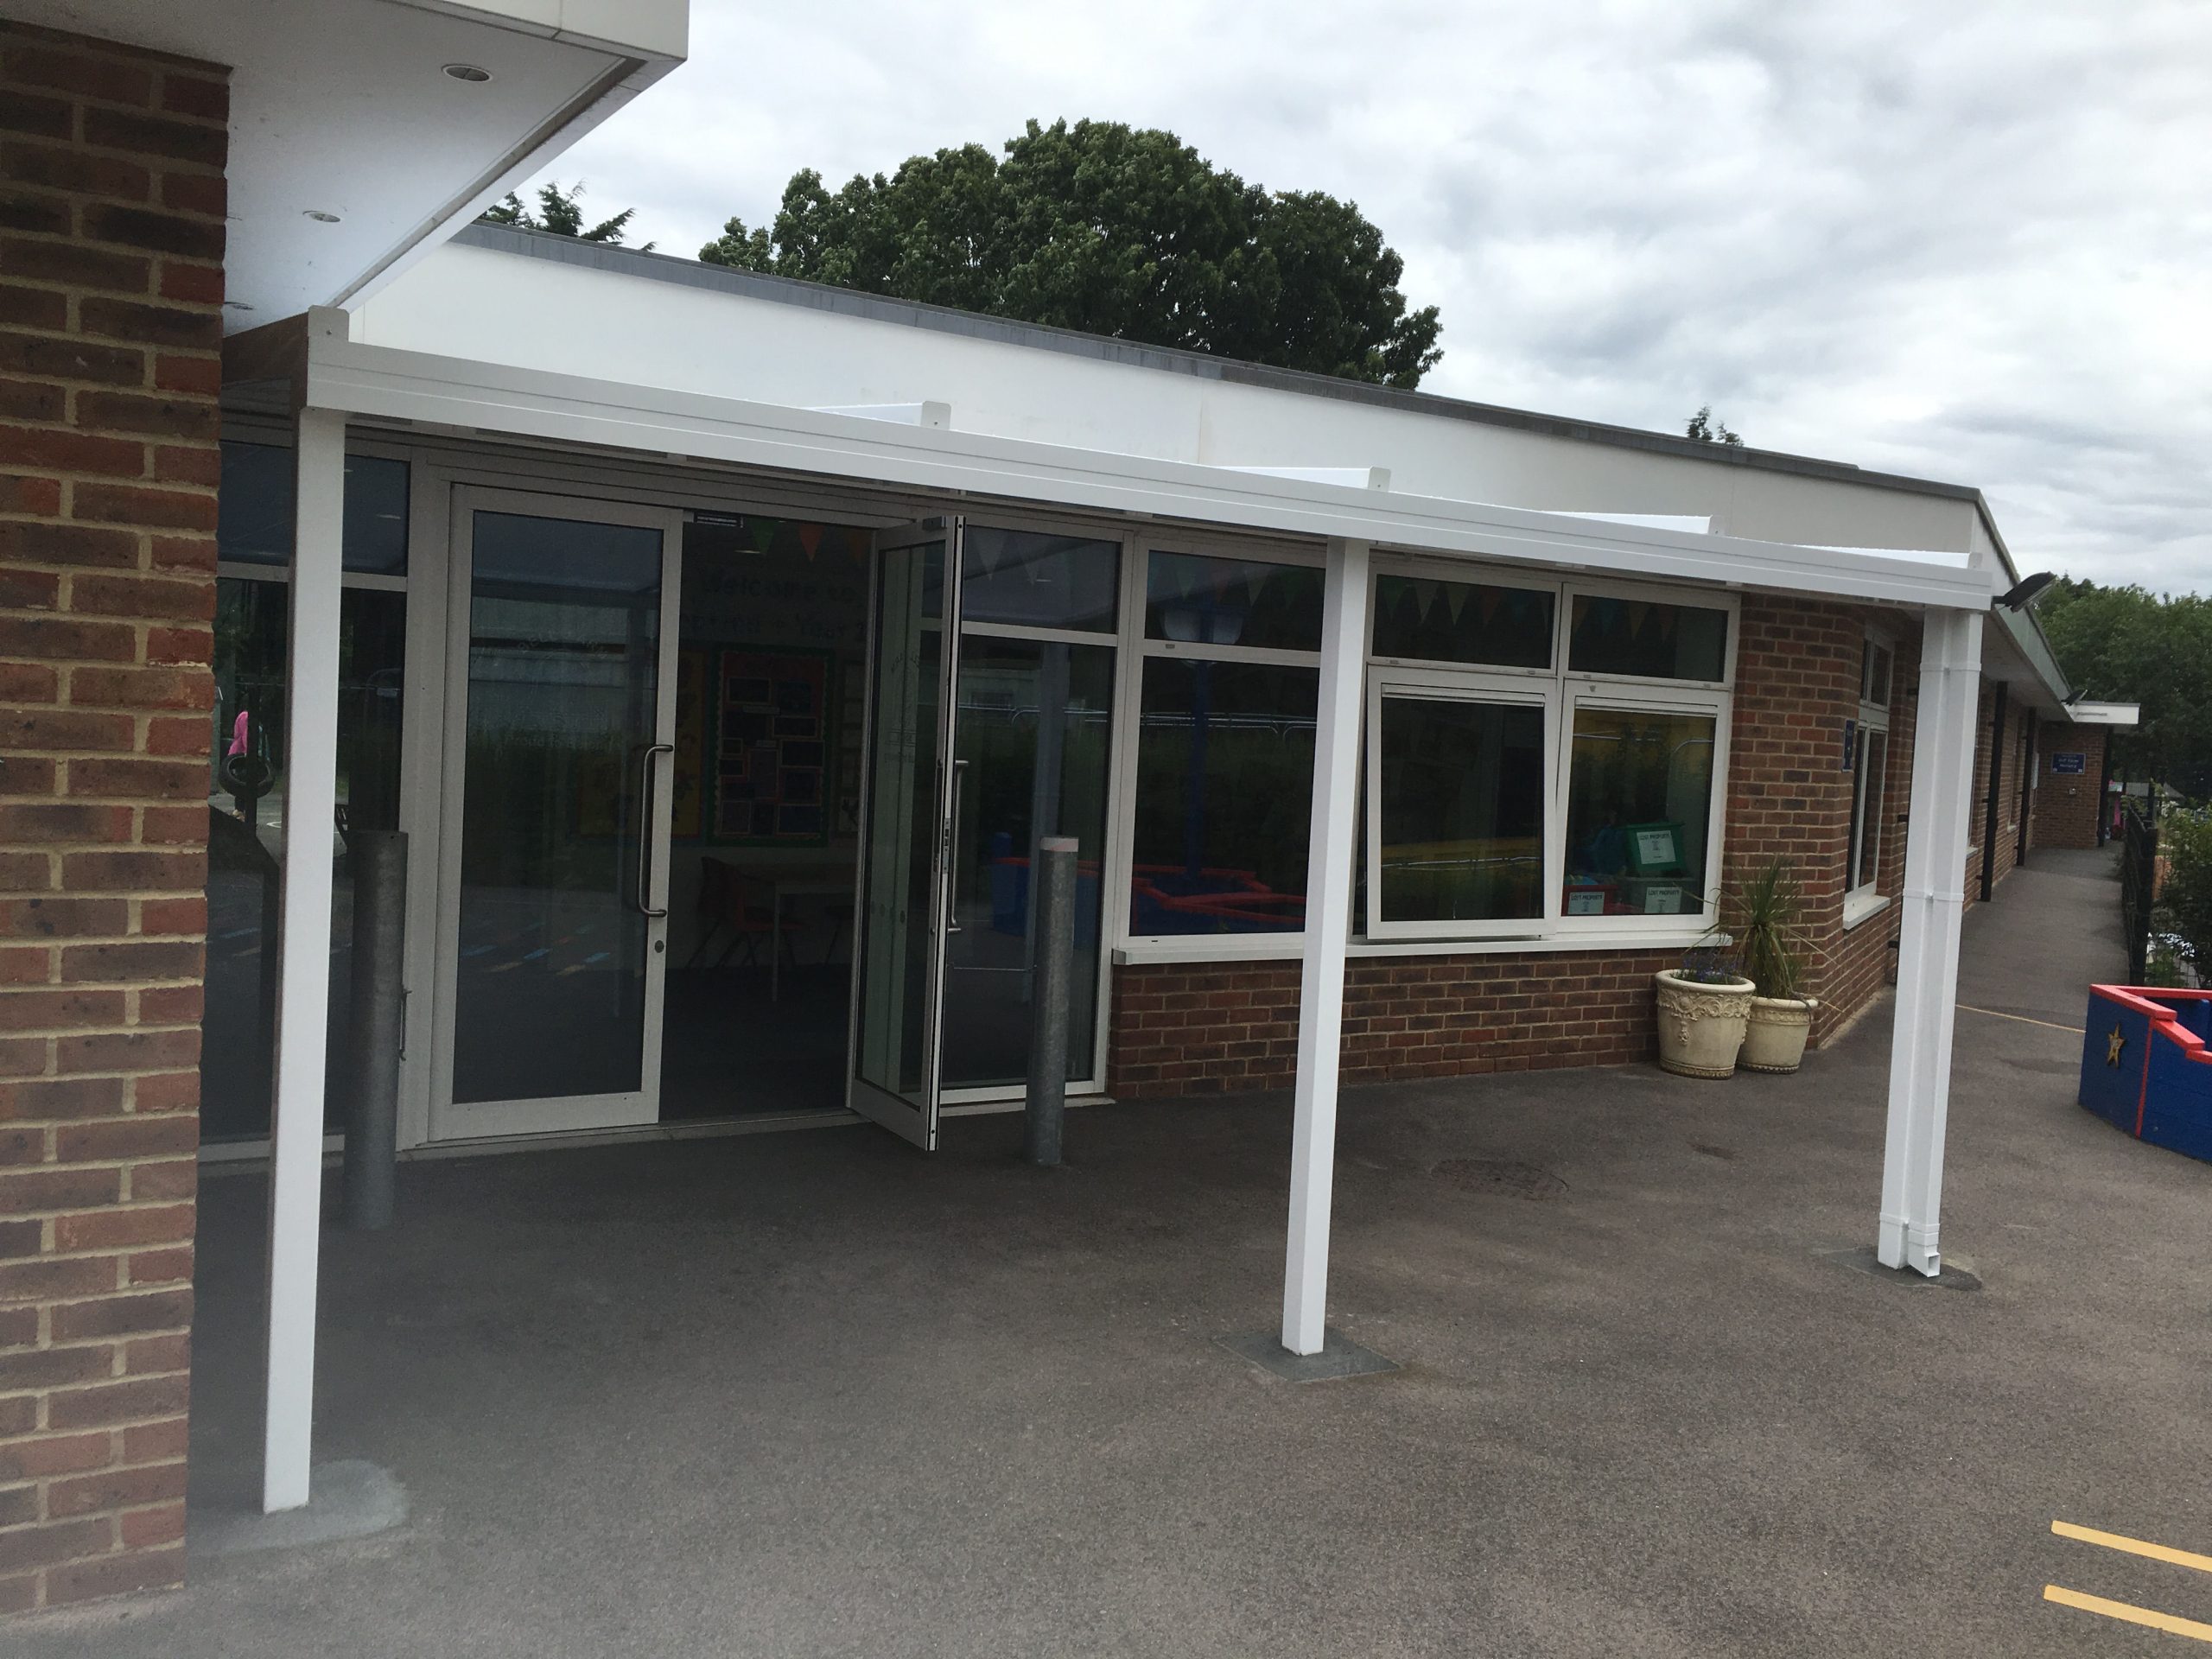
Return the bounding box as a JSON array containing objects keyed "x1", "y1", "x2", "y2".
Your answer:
[
  {"x1": 442, "y1": 62, "x2": 492, "y2": 82},
  {"x1": 304, "y1": 210, "x2": 340, "y2": 223}
]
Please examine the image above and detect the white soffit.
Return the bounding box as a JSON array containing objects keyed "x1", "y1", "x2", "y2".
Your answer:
[
  {"x1": 1, "y1": 0, "x2": 685, "y2": 328},
  {"x1": 298, "y1": 327, "x2": 1997, "y2": 612}
]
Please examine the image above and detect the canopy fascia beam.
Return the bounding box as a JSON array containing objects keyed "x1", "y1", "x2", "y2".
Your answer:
[{"x1": 299, "y1": 327, "x2": 1993, "y2": 611}]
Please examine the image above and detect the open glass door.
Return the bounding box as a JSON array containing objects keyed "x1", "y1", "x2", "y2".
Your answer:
[
  {"x1": 430, "y1": 487, "x2": 683, "y2": 1141},
  {"x1": 847, "y1": 518, "x2": 963, "y2": 1147}
]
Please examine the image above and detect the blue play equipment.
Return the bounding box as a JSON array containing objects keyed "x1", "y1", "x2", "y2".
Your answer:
[{"x1": 2079, "y1": 985, "x2": 2212, "y2": 1163}]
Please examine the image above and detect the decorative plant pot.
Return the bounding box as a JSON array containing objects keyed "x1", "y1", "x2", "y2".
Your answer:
[
  {"x1": 1741, "y1": 996, "x2": 1818, "y2": 1074},
  {"x1": 1653, "y1": 969, "x2": 1757, "y2": 1078}
]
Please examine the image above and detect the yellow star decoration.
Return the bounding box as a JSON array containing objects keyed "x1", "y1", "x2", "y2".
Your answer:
[{"x1": 2107, "y1": 1025, "x2": 2127, "y2": 1067}]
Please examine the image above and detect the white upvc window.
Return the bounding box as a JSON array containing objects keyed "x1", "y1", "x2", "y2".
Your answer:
[
  {"x1": 1846, "y1": 630, "x2": 1895, "y2": 923},
  {"x1": 1116, "y1": 543, "x2": 1327, "y2": 949},
  {"x1": 1363, "y1": 665, "x2": 1560, "y2": 942},
  {"x1": 1365, "y1": 560, "x2": 1736, "y2": 942},
  {"x1": 1112, "y1": 543, "x2": 1740, "y2": 957}
]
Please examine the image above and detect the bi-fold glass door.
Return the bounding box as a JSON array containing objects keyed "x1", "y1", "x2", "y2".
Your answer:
[
  {"x1": 847, "y1": 519, "x2": 963, "y2": 1147},
  {"x1": 429, "y1": 487, "x2": 683, "y2": 1141}
]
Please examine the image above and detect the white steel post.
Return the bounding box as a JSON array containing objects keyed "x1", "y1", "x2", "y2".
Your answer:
[
  {"x1": 1281, "y1": 538, "x2": 1370, "y2": 1355},
  {"x1": 263, "y1": 404, "x2": 346, "y2": 1511},
  {"x1": 1878, "y1": 607, "x2": 1984, "y2": 1276}
]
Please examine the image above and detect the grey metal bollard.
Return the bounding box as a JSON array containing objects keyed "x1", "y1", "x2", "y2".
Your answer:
[
  {"x1": 343, "y1": 830, "x2": 406, "y2": 1230},
  {"x1": 1024, "y1": 836, "x2": 1077, "y2": 1166}
]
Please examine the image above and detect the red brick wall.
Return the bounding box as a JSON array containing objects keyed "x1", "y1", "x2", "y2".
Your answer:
[
  {"x1": 1107, "y1": 596, "x2": 1936, "y2": 1096},
  {"x1": 0, "y1": 21, "x2": 226, "y2": 1614},
  {"x1": 2031, "y1": 723, "x2": 2108, "y2": 849},
  {"x1": 1109, "y1": 950, "x2": 1678, "y2": 1096}
]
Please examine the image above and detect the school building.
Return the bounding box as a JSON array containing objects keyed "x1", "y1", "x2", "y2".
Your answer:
[{"x1": 0, "y1": 0, "x2": 2138, "y2": 1612}]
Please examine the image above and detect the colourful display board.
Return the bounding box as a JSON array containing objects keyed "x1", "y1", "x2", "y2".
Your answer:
[{"x1": 709, "y1": 645, "x2": 834, "y2": 845}]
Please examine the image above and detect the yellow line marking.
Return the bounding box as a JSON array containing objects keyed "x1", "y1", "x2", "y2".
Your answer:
[
  {"x1": 1958, "y1": 1002, "x2": 2085, "y2": 1034},
  {"x1": 2055, "y1": 1520, "x2": 2212, "y2": 1575},
  {"x1": 2044, "y1": 1584, "x2": 2212, "y2": 1643}
]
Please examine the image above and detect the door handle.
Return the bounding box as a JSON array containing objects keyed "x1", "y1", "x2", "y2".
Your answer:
[
  {"x1": 635, "y1": 741, "x2": 674, "y2": 918},
  {"x1": 944, "y1": 758, "x2": 968, "y2": 934}
]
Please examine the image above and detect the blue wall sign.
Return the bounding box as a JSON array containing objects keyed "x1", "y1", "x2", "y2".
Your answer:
[{"x1": 2052, "y1": 752, "x2": 2087, "y2": 775}]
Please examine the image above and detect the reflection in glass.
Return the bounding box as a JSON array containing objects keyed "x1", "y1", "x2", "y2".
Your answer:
[
  {"x1": 451, "y1": 512, "x2": 663, "y2": 1104},
  {"x1": 1567, "y1": 594, "x2": 1727, "y2": 681},
  {"x1": 200, "y1": 580, "x2": 405, "y2": 1140},
  {"x1": 1376, "y1": 697, "x2": 1546, "y2": 925},
  {"x1": 1131, "y1": 659, "x2": 1317, "y2": 935},
  {"x1": 853, "y1": 539, "x2": 946, "y2": 1105},
  {"x1": 941, "y1": 636, "x2": 1114, "y2": 1089},
  {"x1": 1370, "y1": 575, "x2": 1554, "y2": 670},
  {"x1": 1145, "y1": 551, "x2": 1322, "y2": 652},
  {"x1": 960, "y1": 528, "x2": 1119, "y2": 632},
  {"x1": 1561, "y1": 707, "x2": 1715, "y2": 917},
  {"x1": 216, "y1": 441, "x2": 411, "y2": 574}
]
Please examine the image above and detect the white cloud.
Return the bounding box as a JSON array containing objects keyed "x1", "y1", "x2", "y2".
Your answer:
[{"x1": 526, "y1": 0, "x2": 2212, "y2": 588}]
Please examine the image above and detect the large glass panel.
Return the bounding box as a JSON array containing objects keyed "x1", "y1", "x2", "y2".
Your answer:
[
  {"x1": 960, "y1": 528, "x2": 1119, "y2": 632},
  {"x1": 1376, "y1": 696, "x2": 1546, "y2": 925},
  {"x1": 1561, "y1": 706, "x2": 1717, "y2": 918},
  {"x1": 217, "y1": 440, "x2": 411, "y2": 574},
  {"x1": 1370, "y1": 575, "x2": 1554, "y2": 670},
  {"x1": 1567, "y1": 594, "x2": 1727, "y2": 682},
  {"x1": 941, "y1": 636, "x2": 1114, "y2": 1089},
  {"x1": 200, "y1": 580, "x2": 405, "y2": 1140},
  {"x1": 1145, "y1": 551, "x2": 1322, "y2": 652},
  {"x1": 852, "y1": 538, "x2": 948, "y2": 1108},
  {"x1": 1130, "y1": 658, "x2": 1317, "y2": 935},
  {"x1": 451, "y1": 512, "x2": 664, "y2": 1104}
]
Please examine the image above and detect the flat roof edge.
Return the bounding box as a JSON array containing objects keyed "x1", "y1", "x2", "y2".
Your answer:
[{"x1": 442, "y1": 224, "x2": 1986, "y2": 506}]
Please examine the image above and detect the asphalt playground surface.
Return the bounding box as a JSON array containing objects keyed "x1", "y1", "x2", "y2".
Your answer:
[{"x1": 20, "y1": 845, "x2": 2211, "y2": 1657}]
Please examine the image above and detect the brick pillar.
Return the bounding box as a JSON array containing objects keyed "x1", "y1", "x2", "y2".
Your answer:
[{"x1": 0, "y1": 21, "x2": 228, "y2": 1613}]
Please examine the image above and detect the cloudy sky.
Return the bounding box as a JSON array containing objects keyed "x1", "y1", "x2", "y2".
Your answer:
[{"x1": 525, "y1": 0, "x2": 2211, "y2": 588}]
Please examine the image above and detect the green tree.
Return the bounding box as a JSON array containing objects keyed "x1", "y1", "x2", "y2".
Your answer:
[
  {"x1": 2039, "y1": 577, "x2": 2212, "y2": 799},
  {"x1": 480, "y1": 181, "x2": 654, "y2": 251},
  {"x1": 701, "y1": 119, "x2": 1442, "y2": 389},
  {"x1": 1685, "y1": 405, "x2": 1742, "y2": 445}
]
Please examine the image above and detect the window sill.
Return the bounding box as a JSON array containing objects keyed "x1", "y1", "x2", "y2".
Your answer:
[
  {"x1": 1112, "y1": 927, "x2": 1726, "y2": 966},
  {"x1": 1842, "y1": 890, "x2": 1893, "y2": 931}
]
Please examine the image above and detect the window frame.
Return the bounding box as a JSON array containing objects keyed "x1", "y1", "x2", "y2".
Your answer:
[
  {"x1": 1111, "y1": 537, "x2": 1327, "y2": 955},
  {"x1": 1561, "y1": 575, "x2": 1738, "y2": 691},
  {"x1": 1846, "y1": 626, "x2": 1895, "y2": 918},
  {"x1": 1365, "y1": 562, "x2": 1561, "y2": 680},
  {"x1": 1363, "y1": 663, "x2": 1560, "y2": 943},
  {"x1": 1554, "y1": 677, "x2": 1732, "y2": 935}
]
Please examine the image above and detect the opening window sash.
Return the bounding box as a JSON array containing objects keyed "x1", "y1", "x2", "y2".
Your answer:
[
  {"x1": 1363, "y1": 666, "x2": 1560, "y2": 942},
  {"x1": 1848, "y1": 631, "x2": 1895, "y2": 901},
  {"x1": 1556, "y1": 681, "x2": 1729, "y2": 931}
]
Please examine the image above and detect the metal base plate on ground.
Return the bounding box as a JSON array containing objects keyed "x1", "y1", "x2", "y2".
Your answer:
[
  {"x1": 1215, "y1": 1327, "x2": 1402, "y2": 1382},
  {"x1": 1821, "y1": 1245, "x2": 1983, "y2": 1292},
  {"x1": 189, "y1": 1460, "x2": 408, "y2": 1557}
]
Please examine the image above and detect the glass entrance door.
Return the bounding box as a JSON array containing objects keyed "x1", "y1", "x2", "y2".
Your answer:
[
  {"x1": 431, "y1": 488, "x2": 683, "y2": 1141},
  {"x1": 847, "y1": 520, "x2": 963, "y2": 1147}
]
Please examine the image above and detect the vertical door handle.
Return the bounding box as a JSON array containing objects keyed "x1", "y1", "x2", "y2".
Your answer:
[
  {"x1": 944, "y1": 758, "x2": 968, "y2": 934},
  {"x1": 635, "y1": 741, "x2": 674, "y2": 918}
]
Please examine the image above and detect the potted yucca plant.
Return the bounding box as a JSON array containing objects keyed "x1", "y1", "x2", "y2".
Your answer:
[{"x1": 1725, "y1": 857, "x2": 1818, "y2": 1074}]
